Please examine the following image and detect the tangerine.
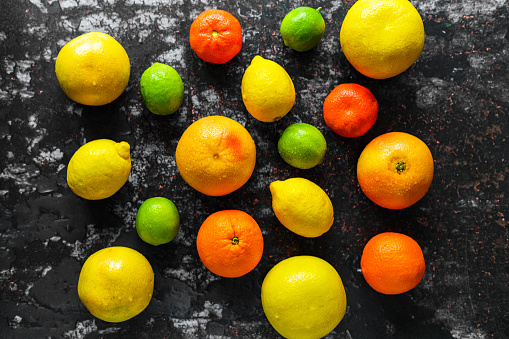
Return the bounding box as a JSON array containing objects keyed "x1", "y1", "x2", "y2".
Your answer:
[
  {"x1": 175, "y1": 116, "x2": 256, "y2": 196},
  {"x1": 189, "y1": 9, "x2": 243, "y2": 64},
  {"x1": 357, "y1": 132, "x2": 434, "y2": 209},
  {"x1": 323, "y1": 83, "x2": 378, "y2": 138},
  {"x1": 361, "y1": 232, "x2": 425, "y2": 294},
  {"x1": 196, "y1": 210, "x2": 264, "y2": 278}
]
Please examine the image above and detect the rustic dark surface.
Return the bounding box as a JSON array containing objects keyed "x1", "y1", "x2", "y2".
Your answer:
[{"x1": 0, "y1": 0, "x2": 508, "y2": 338}]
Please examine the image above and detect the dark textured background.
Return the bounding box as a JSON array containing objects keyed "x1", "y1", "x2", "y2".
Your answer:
[{"x1": 0, "y1": 0, "x2": 508, "y2": 338}]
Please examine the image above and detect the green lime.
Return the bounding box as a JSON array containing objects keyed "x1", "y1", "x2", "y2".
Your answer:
[
  {"x1": 280, "y1": 7, "x2": 325, "y2": 52},
  {"x1": 278, "y1": 123, "x2": 327, "y2": 169},
  {"x1": 136, "y1": 197, "x2": 180, "y2": 246},
  {"x1": 140, "y1": 63, "x2": 184, "y2": 115}
]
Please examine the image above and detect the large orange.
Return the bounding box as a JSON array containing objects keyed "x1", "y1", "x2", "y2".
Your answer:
[
  {"x1": 357, "y1": 132, "x2": 434, "y2": 209},
  {"x1": 196, "y1": 210, "x2": 264, "y2": 278},
  {"x1": 175, "y1": 116, "x2": 256, "y2": 196},
  {"x1": 323, "y1": 83, "x2": 378, "y2": 138},
  {"x1": 361, "y1": 232, "x2": 425, "y2": 294},
  {"x1": 189, "y1": 9, "x2": 243, "y2": 64}
]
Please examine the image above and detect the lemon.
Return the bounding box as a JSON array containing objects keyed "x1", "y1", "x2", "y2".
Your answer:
[
  {"x1": 55, "y1": 32, "x2": 130, "y2": 106},
  {"x1": 261, "y1": 255, "x2": 347, "y2": 339},
  {"x1": 67, "y1": 139, "x2": 131, "y2": 200},
  {"x1": 136, "y1": 197, "x2": 180, "y2": 246},
  {"x1": 340, "y1": 0, "x2": 425, "y2": 79},
  {"x1": 280, "y1": 7, "x2": 325, "y2": 52},
  {"x1": 140, "y1": 62, "x2": 184, "y2": 115},
  {"x1": 78, "y1": 246, "x2": 154, "y2": 322},
  {"x1": 241, "y1": 55, "x2": 295, "y2": 122},
  {"x1": 278, "y1": 123, "x2": 327, "y2": 169},
  {"x1": 270, "y1": 177, "x2": 334, "y2": 238}
]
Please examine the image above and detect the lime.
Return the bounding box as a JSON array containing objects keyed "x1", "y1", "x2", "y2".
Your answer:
[
  {"x1": 278, "y1": 123, "x2": 327, "y2": 169},
  {"x1": 136, "y1": 197, "x2": 180, "y2": 246},
  {"x1": 280, "y1": 7, "x2": 325, "y2": 52},
  {"x1": 140, "y1": 63, "x2": 184, "y2": 115}
]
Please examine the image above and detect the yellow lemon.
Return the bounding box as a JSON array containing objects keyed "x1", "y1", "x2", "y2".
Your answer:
[
  {"x1": 241, "y1": 55, "x2": 295, "y2": 122},
  {"x1": 261, "y1": 255, "x2": 347, "y2": 339},
  {"x1": 340, "y1": 0, "x2": 425, "y2": 79},
  {"x1": 55, "y1": 32, "x2": 130, "y2": 106},
  {"x1": 67, "y1": 139, "x2": 131, "y2": 200},
  {"x1": 270, "y1": 177, "x2": 334, "y2": 238},
  {"x1": 78, "y1": 247, "x2": 154, "y2": 322}
]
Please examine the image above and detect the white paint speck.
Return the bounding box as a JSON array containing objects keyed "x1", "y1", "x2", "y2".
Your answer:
[{"x1": 63, "y1": 319, "x2": 98, "y2": 339}]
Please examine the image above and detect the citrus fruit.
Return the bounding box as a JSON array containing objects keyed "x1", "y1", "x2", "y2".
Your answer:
[
  {"x1": 175, "y1": 116, "x2": 256, "y2": 196},
  {"x1": 261, "y1": 255, "x2": 347, "y2": 339},
  {"x1": 78, "y1": 246, "x2": 154, "y2": 322},
  {"x1": 361, "y1": 232, "x2": 425, "y2": 294},
  {"x1": 323, "y1": 83, "x2": 379, "y2": 138},
  {"x1": 196, "y1": 210, "x2": 264, "y2": 278},
  {"x1": 189, "y1": 9, "x2": 242, "y2": 64},
  {"x1": 241, "y1": 56, "x2": 295, "y2": 122},
  {"x1": 67, "y1": 139, "x2": 131, "y2": 200},
  {"x1": 357, "y1": 132, "x2": 434, "y2": 209},
  {"x1": 140, "y1": 63, "x2": 184, "y2": 115},
  {"x1": 340, "y1": 0, "x2": 425, "y2": 79},
  {"x1": 270, "y1": 177, "x2": 333, "y2": 238},
  {"x1": 280, "y1": 6, "x2": 325, "y2": 52},
  {"x1": 277, "y1": 123, "x2": 327, "y2": 169},
  {"x1": 55, "y1": 32, "x2": 130, "y2": 106},
  {"x1": 135, "y1": 197, "x2": 180, "y2": 246}
]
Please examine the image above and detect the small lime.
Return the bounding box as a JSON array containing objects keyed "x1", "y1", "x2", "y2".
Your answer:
[
  {"x1": 140, "y1": 63, "x2": 184, "y2": 115},
  {"x1": 136, "y1": 197, "x2": 180, "y2": 246},
  {"x1": 278, "y1": 123, "x2": 327, "y2": 169},
  {"x1": 280, "y1": 7, "x2": 325, "y2": 52}
]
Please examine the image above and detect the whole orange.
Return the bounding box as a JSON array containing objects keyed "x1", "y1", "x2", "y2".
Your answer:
[
  {"x1": 196, "y1": 210, "x2": 264, "y2": 278},
  {"x1": 323, "y1": 83, "x2": 378, "y2": 138},
  {"x1": 357, "y1": 132, "x2": 434, "y2": 209},
  {"x1": 189, "y1": 9, "x2": 243, "y2": 64},
  {"x1": 361, "y1": 232, "x2": 425, "y2": 294},
  {"x1": 175, "y1": 116, "x2": 256, "y2": 196}
]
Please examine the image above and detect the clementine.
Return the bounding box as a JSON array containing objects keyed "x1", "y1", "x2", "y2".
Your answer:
[
  {"x1": 361, "y1": 232, "x2": 425, "y2": 294},
  {"x1": 323, "y1": 83, "x2": 378, "y2": 138},
  {"x1": 357, "y1": 132, "x2": 434, "y2": 209},
  {"x1": 189, "y1": 9, "x2": 243, "y2": 64},
  {"x1": 175, "y1": 116, "x2": 256, "y2": 196},
  {"x1": 196, "y1": 210, "x2": 264, "y2": 278}
]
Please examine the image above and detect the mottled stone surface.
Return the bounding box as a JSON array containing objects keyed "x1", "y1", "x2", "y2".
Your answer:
[{"x1": 0, "y1": 0, "x2": 508, "y2": 338}]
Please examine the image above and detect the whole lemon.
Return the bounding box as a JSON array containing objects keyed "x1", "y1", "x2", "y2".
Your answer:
[
  {"x1": 78, "y1": 247, "x2": 154, "y2": 322},
  {"x1": 55, "y1": 32, "x2": 130, "y2": 106},
  {"x1": 67, "y1": 139, "x2": 131, "y2": 200},
  {"x1": 270, "y1": 177, "x2": 334, "y2": 238},
  {"x1": 261, "y1": 255, "x2": 347, "y2": 339},
  {"x1": 340, "y1": 0, "x2": 425, "y2": 79},
  {"x1": 241, "y1": 56, "x2": 295, "y2": 122}
]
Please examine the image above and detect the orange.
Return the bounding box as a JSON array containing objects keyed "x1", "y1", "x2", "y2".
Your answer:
[
  {"x1": 189, "y1": 9, "x2": 243, "y2": 64},
  {"x1": 361, "y1": 232, "x2": 425, "y2": 294},
  {"x1": 357, "y1": 132, "x2": 434, "y2": 209},
  {"x1": 175, "y1": 116, "x2": 256, "y2": 196},
  {"x1": 196, "y1": 210, "x2": 264, "y2": 278},
  {"x1": 323, "y1": 83, "x2": 378, "y2": 138}
]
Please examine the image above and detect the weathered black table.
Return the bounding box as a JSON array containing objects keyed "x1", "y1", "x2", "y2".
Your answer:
[{"x1": 1, "y1": 0, "x2": 507, "y2": 338}]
